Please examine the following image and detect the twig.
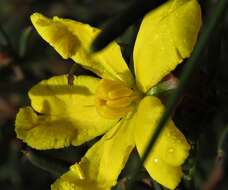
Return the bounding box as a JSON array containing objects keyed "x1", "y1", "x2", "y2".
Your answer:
[
  {"x1": 202, "y1": 127, "x2": 228, "y2": 190},
  {"x1": 91, "y1": 0, "x2": 167, "y2": 52}
]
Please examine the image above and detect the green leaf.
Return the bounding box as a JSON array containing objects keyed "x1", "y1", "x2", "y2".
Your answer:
[{"x1": 19, "y1": 26, "x2": 32, "y2": 58}]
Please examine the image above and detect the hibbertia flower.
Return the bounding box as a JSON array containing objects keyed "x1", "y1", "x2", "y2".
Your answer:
[{"x1": 15, "y1": 0, "x2": 201, "y2": 189}]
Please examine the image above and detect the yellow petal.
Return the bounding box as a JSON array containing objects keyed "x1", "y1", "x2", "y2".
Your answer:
[
  {"x1": 30, "y1": 13, "x2": 134, "y2": 86},
  {"x1": 16, "y1": 107, "x2": 78, "y2": 149},
  {"x1": 133, "y1": 0, "x2": 202, "y2": 92},
  {"x1": 142, "y1": 151, "x2": 182, "y2": 190},
  {"x1": 133, "y1": 96, "x2": 190, "y2": 189},
  {"x1": 52, "y1": 116, "x2": 135, "y2": 190},
  {"x1": 15, "y1": 75, "x2": 118, "y2": 149}
]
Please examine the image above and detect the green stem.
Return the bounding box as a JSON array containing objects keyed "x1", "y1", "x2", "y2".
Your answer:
[
  {"x1": 19, "y1": 26, "x2": 32, "y2": 58},
  {"x1": 0, "y1": 23, "x2": 18, "y2": 59},
  {"x1": 126, "y1": 0, "x2": 228, "y2": 189},
  {"x1": 91, "y1": 0, "x2": 167, "y2": 52},
  {"x1": 0, "y1": 24, "x2": 12, "y2": 47},
  {"x1": 218, "y1": 126, "x2": 228, "y2": 154},
  {"x1": 202, "y1": 126, "x2": 228, "y2": 190}
]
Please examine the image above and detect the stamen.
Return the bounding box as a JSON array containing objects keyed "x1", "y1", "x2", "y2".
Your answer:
[
  {"x1": 108, "y1": 87, "x2": 133, "y2": 99},
  {"x1": 107, "y1": 96, "x2": 136, "y2": 108},
  {"x1": 95, "y1": 79, "x2": 139, "y2": 119}
]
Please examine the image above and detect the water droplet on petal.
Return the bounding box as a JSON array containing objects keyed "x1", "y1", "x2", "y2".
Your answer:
[
  {"x1": 168, "y1": 148, "x2": 174, "y2": 153},
  {"x1": 154, "y1": 158, "x2": 159, "y2": 163}
]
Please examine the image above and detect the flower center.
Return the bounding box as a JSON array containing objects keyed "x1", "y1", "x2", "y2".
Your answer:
[{"x1": 95, "y1": 79, "x2": 140, "y2": 119}]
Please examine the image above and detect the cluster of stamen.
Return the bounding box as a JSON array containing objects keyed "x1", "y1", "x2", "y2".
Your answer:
[{"x1": 95, "y1": 79, "x2": 139, "y2": 119}]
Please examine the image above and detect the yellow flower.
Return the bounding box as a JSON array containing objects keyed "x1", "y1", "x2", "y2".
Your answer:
[{"x1": 15, "y1": 0, "x2": 201, "y2": 189}]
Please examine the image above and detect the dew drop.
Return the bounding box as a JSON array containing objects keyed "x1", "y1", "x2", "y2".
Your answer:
[
  {"x1": 154, "y1": 158, "x2": 159, "y2": 163},
  {"x1": 168, "y1": 148, "x2": 174, "y2": 153}
]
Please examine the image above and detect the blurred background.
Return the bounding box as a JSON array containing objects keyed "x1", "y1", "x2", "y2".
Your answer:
[{"x1": 0, "y1": 0, "x2": 228, "y2": 189}]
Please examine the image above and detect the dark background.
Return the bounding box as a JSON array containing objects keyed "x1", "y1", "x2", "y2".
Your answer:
[{"x1": 0, "y1": 0, "x2": 228, "y2": 189}]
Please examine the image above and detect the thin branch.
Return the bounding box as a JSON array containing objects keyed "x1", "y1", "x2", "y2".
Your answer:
[
  {"x1": 91, "y1": 0, "x2": 167, "y2": 52},
  {"x1": 202, "y1": 127, "x2": 228, "y2": 190}
]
